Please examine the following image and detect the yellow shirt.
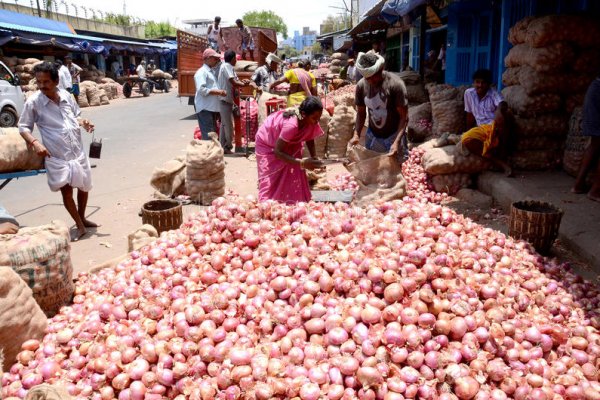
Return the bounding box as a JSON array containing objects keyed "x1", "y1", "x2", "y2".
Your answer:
[{"x1": 284, "y1": 69, "x2": 317, "y2": 87}]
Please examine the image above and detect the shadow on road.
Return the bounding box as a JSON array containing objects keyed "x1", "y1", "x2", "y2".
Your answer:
[{"x1": 181, "y1": 114, "x2": 198, "y2": 121}]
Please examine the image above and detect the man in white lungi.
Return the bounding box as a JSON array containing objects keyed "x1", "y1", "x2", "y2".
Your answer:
[{"x1": 18, "y1": 62, "x2": 99, "y2": 241}]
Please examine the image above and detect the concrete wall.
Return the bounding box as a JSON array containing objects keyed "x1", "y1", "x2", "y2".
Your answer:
[{"x1": 0, "y1": 3, "x2": 145, "y2": 38}]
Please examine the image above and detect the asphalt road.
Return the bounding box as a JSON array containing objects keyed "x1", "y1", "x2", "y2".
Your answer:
[{"x1": 2, "y1": 91, "x2": 210, "y2": 273}]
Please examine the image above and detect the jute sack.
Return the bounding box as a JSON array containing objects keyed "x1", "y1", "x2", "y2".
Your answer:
[
  {"x1": 398, "y1": 71, "x2": 429, "y2": 105},
  {"x1": 331, "y1": 52, "x2": 349, "y2": 60},
  {"x1": 327, "y1": 105, "x2": 356, "y2": 158},
  {"x1": 514, "y1": 114, "x2": 568, "y2": 137},
  {"x1": 303, "y1": 112, "x2": 330, "y2": 159},
  {"x1": 515, "y1": 136, "x2": 562, "y2": 151},
  {"x1": 25, "y1": 384, "x2": 73, "y2": 400},
  {"x1": 86, "y1": 85, "x2": 101, "y2": 107},
  {"x1": 566, "y1": 92, "x2": 586, "y2": 114},
  {"x1": 128, "y1": 225, "x2": 159, "y2": 252},
  {"x1": 510, "y1": 149, "x2": 561, "y2": 170},
  {"x1": 422, "y1": 145, "x2": 490, "y2": 175},
  {"x1": 508, "y1": 16, "x2": 535, "y2": 45},
  {"x1": 574, "y1": 49, "x2": 600, "y2": 75},
  {"x1": 504, "y1": 42, "x2": 574, "y2": 72},
  {"x1": 76, "y1": 92, "x2": 90, "y2": 108},
  {"x1": 0, "y1": 220, "x2": 74, "y2": 317},
  {"x1": 0, "y1": 128, "x2": 45, "y2": 173},
  {"x1": 185, "y1": 133, "x2": 226, "y2": 205},
  {"x1": 99, "y1": 89, "x2": 110, "y2": 105},
  {"x1": 502, "y1": 67, "x2": 521, "y2": 87},
  {"x1": 563, "y1": 107, "x2": 590, "y2": 177},
  {"x1": 151, "y1": 69, "x2": 166, "y2": 78},
  {"x1": 0, "y1": 267, "x2": 47, "y2": 372},
  {"x1": 407, "y1": 102, "x2": 432, "y2": 143},
  {"x1": 525, "y1": 15, "x2": 600, "y2": 48},
  {"x1": 431, "y1": 99, "x2": 464, "y2": 136},
  {"x1": 501, "y1": 85, "x2": 561, "y2": 117},
  {"x1": 345, "y1": 151, "x2": 407, "y2": 207},
  {"x1": 150, "y1": 156, "x2": 187, "y2": 198},
  {"x1": 431, "y1": 173, "x2": 471, "y2": 195}
]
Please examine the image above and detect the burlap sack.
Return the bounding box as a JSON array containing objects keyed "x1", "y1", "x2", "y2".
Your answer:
[
  {"x1": 234, "y1": 61, "x2": 258, "y2": 72},
  {"x1": 504, "y1": 42, "x2": 574, "y2": 72},
  {"x1": 332, "y1": 53, "x2": 349, "y2": 60},
  {"x1": 422, "y1": 145, "x2": 490, "y2": 175},
  {"x1": 397, "y1": 71, "x2": 428, "y2": 105},
  {"x1": 0, "y1": 220, "x2": 74, "y2": 317},
  {"x1": 19, "y1": 58, "x2": 41, "y2": 65},
  {"x1": 77, "y1": 92, "x2": 89, "y2": 108},
  {"x1": 566, "y1": 92, "x2": 586, "y2": 114},
  {"x1": 563, "y1": 107, "x2": 590, "y2": 177},
  {"x1": 525, "y1": 15, "x2": 600, "y2": 48},
  {"x1": 508, "y1": 16, "x2": 535, "y2": 45},
  {"x1": 431, "y1": 173, "x2": 471, "y2": 195},
  {"x1": 185, "y1": 133, "x2": 226, "y2": 205},
  {"x1": 407, "y1": 102, "x2": 432, "y2": 143},
  {"x1": 514, "y1": 114, "x2": 568, "y2": 137},
  {"x1": 303, "y1": 112, "x2": 330, "y2": 159},
  {"x1": 431, "y1": 100, "x2": 464, "y2": 136},
  {"x1": 2, "y1": 56, "x2": 18, "y2": 67},
  {"x1": 515, "y1": 136, "x2": 562, "y2": 151},
  {"x1": 86, "y1": 85, "x2": 101, "y2": 107},
  {"x1": 574, "y1": 49, "x2": 600, "y2": 75},
  {"x1": 502, "y1": 85, "x2": 561, "y2": 117},
  {"x1": 25, "y1": 384, "x2": 73, "y2": 400},
  {"x1": 128, "y1": 224, "x2": 159, "y2": 252},
  {"x1": 0, "y1": 129, "x2": 45, "y2": 173},
  {"x1": 427, "y1": 84, "x2": 460, "y2": 102},
  {"x1": 0, "y1": 267, "x2": 47, "y2": 372},
  {"x1": 99, "y1": 89, "x2": 109, "y2": 105},
  {"x1": 327, "y1": 105, "x2": 356, "y2": 158},
  {"x1": 510, "y1": 149, "x2": 561, "y2": 170},
  {"x1": 345, "y1": 151, "x2": 407, "y2": 207},
  {"x1": 501, "y1": 67, "x2": 521, "y2": 87},
  {"x1": 518, "y1": 66, "x2": 594, "y2": 95},
  {"x1": 330, "y1": 66, "x2": 341, "y2": 74},
  {"x1": 151, "y1": 69, "x2": 166, "y2": 78},
  {"x1": 150, "y1": 156, "x2": 187, "y2": 198}
]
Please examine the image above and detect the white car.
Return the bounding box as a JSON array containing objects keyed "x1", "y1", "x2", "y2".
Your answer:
[{"x1": 0, "y1": 61, "x2": 25, "y2": 128}]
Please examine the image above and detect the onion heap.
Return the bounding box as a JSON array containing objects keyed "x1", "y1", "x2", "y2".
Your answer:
[
  {"x1": 329, "y1": 173, "x2": 359, "y2": 193},
  {"x1": 2, "y1": 149, "x2": 600, "y2": 400}
]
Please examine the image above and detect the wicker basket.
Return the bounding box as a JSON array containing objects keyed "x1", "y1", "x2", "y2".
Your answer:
[
  {"x1": 140, "y1": 200, "x2": 183, "y2": 234},
  {"x1": 509, "y1": 200, "x2": 563, "y2": 254}
]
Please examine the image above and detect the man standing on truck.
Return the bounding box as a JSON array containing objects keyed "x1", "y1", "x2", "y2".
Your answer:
[
  {"x1": 207, "y1": 16, "x2": 225, "y2": 52},
  {"x1": 236, "y1": 19, "x2": 255, "y2": 61},
  {"x1": 194, "y1": 49, "x2": 226, "y2": 139}
]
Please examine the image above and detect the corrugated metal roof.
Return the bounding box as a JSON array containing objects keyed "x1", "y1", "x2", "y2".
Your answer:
[{"x1": 0, "y1": 9, "x2": 74, "y2": 35}]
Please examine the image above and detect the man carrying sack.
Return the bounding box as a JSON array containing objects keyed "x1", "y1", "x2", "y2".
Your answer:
[
  {"x1": 350, "y1": 51, "x2": 409, "y2": 161},
  {"x1": 252, "y1": 53, "x2": 284, "y2": 126}
]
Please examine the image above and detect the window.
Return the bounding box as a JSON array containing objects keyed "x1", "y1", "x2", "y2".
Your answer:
[{"x1": 0, "y1": 63, "x2": 15, "y2": 85}]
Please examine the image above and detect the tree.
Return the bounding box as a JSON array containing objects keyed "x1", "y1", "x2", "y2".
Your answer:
[
  {"x1": 320, "y1": 14, "x2": 348, "y2": 34},
  {"x1": 242, "y1": 10, "x2": 288, "y2": 39},
  {"x1": 145, "y1": 21, "x2": 177, "y2": 38},
  {"x1": 103, "y1": 13, "x2": 132, "y2": 26},
  {"x1": 312, "y1": 42, "x2": 322, "y2": 55},
  {"x1": 281, "y1": 45, "x2": 299, "y2": 58}
]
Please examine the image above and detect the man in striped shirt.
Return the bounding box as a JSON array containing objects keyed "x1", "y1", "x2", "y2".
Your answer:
[{"x1": 460, "y1": 69, "x2": 513, "y2": 176}]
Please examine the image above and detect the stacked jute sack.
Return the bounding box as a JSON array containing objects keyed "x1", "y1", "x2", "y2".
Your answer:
[
  {"x1": 327, "y1": 100, "x2": 356, "y2": 158},
  {"x1": 151, "y1": 69, "x2": 174, "y2": 79},
  {"x1": 502, "y1": 15, "x2": 600, "y2": 170},
  {"x1": 0, "y1": 220, "x2": 74, "y2": 317},
  {"x1": 304, "y1": 112, "x2": 332, "y2": 190},
  {"x1": 186, "y1": 133, "x2": 226, "y2": 205},
  {"x1": 419, "y1": 138, "x2": 490, "y2": 195},
  {"x1": 398, "y1": 71, "x2": 433, "y2": 143},
  {"x1": 233, "y1": 61, "x2": 258, "y2": 73},
  {"x1": 0, "y1": 128, "x2": 45, "y2": 173},
  {"x1": 424, "y1": 84, "x2": 467, "y2": 142},
  {"x1": 1, "y1": 56, "x2": 42, "y2": 87},
  {"x1": 397, "y1": 71, "x2": 429, "y2": 106},
  {"x1": 79, "y1": 64, "x2": 105, "y2": 82},
  {"x1": 97, "y1": 78, "x2": 120, "y2": 100},
  {"x1": 78, "y1": 81, "x2": 111, "y2": 108},
  {"x1": 329, "y1": 52, "x2": 349, "y2": 74},
  {"x1": 151, "y1": 155, "x2": 187, "y2": 199},
  {"x1": 563, "y1": 107, "x2": 589, "y2": 177}
]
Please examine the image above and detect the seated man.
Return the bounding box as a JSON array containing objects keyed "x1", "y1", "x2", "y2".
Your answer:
[
  {"x1": 0, "y1": 204, "x2": 19, "y2": 234},
  {"x1": 460, "y1": 69, "x2": 513, "y2": 176}
]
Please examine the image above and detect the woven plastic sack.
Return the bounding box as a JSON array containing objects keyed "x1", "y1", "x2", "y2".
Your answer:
[
  {"x1": 514, "y1": 114, "x2": 568, "y2": 137},
  {"x1": 407, "y1": 102, "x2": 432, "y2": 143},
  {"x1": 0, "y1": 128, "x2": 45, "y2": 173},
  {"x1": 0, "y1": 220, "x2": 74, "y2": 317},
  {"x1": 508, "y1": 16, "x2": 535, "y2": 45},
  {"x1": 502, "y1": 67, "x2": 521, "y2": 87},
  {"x1": 525, "y1": 15, "x2": 600, "y2": 48},
  {"x1": 422, "y1": 145, "x2": 491, "y2": 175},
  {"x1": 563, "y1": 107, "x2": 590, "y2": 177},
  {"x1": 0, "y1": 267, "x2": 47, "y2": 372},
  {"x1": 185, "y1": 133, "x2": 226, "y2": 205},
  {"x1": 504, "y1": 42, "x2": 574, "y2": 72},
  {"x1": 430, "y1": 173, "x2": 471, "y2": 195},
  {"x1": 150, "y1": 156, "x2": 187, "y2": 198},
  {"x1": 502, "y1": 85, "x2": 561, "y2": 117},
  {"x1": 25, "y1": 384, "x2": 73, "y2": 400},
  {"x1": 327, "y1": 105, "x2": 356, "y2": 158},
  {"x1": 345, "y1": 149, "x2": 407, "y2": 207}
]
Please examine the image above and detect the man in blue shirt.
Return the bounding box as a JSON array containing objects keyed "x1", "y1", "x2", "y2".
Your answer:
[{"x1": 194, "y1": 49, "x2": 226, "y2": 139}]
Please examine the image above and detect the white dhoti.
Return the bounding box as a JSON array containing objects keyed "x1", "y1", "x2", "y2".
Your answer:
[{"x1": 45, "y1": 152, "x2": 92, "y2": 192}]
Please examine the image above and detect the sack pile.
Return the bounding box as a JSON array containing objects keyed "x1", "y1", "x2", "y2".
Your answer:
[
  {"x1": 563, "y1": 107, "x2": 589, "y2": 177},
  {"x1": 329, "y1": 53, "x2": 349, "y2": 74},
  {"x1": 0, "y1": 56, "x2": 42, "y2": 87},
  {"x1": 186, "y1": 133, "x2": 226, "y2": 205},
  {"x1": 98, "y1": 78, "x2": 121, "y2": 100},
  {"x1": 431, "y1": 173, "x2": 472, "y2": 195},
  {"x1": 327, "y1": 104, "x2": 356, "y2": 158},
  {"x1": 0, "y1": 128, "x2": 45, "y2": 173},
  {"x1": 151, "y1": 155, "x2": 187, "y2": 198},
  {"x1": 345, "y1": 145, "x2": 407, "y2": 206},
  {"x1": 407, "y1": 102, "x2": 432, "y2": 143},
  {"x1": 79, "y1": 65, "x2": 105, "y2": 82},
  {"x1": 78, "y1": 81, "x2": 117, "y2": 108},
  {"x1": 0, "y1": 220, "x2": 74, "y2": 317},
  {"x1": 0, "y1": 267, "x2": 47, "y2": 372},
  {"x1": 233, "y1": 61, "x2": 258, "y2": 73},
  {"x1": 397, "y1": 71, "x2": 429, "y2": 105},
  {"x1": 427, "y1": 84, "x2": 465, "y2": 137},
  {"x1": 240, "y1": 98, "x2": 259, "y2": 141},
  {"x1": 503, "y1": 15, "x2": 600, "y2": 170}
]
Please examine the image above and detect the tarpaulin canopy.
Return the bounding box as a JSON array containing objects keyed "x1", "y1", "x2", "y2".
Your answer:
[
  {"x1": 381, "y1": 0, "x2": 428, "y2": 24},
  {"x1": 0, "y1": 9, "x2": 74, "y2": 35}
]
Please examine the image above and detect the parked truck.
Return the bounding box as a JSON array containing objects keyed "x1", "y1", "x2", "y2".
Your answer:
[{"x1": 177, "y1": 27, "x2": 278, "y2": 105}]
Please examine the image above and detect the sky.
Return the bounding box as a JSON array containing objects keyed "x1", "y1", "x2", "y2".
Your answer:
[{"x1": 67, "y1": 0, "x2": 349, "y2": 37}]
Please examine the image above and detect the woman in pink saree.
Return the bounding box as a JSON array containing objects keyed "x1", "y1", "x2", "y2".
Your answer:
[
  {"x1": 268, "y1": 61, "x2": 318, "y2": 107},
  {"x1": 255, "y1": 96, "x2": 325, "y2": 203}
]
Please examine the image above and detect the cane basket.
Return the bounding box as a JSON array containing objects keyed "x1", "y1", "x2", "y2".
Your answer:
[
  {"x1": 141, "y1": 200, "x2": 183, "y2": 234},
  {"x1": 509, "y1": 201, "x2": 563, "y2": 254}
]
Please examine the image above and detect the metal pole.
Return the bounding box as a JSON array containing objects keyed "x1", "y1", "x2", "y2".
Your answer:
[{"x1": 35, "y1": 0, "x2": 41, "y2": 16}]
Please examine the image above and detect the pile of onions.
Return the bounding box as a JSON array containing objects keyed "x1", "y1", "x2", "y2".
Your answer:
[
  {"x1": 324, "y1": 84, "x2": 356, "y2": 108},
  {"x1": 2, "y1": 149, "x2": 600, "y2": 400},
  {"x1": 329, "y1": 173, "x2": 359, "y2": 193}
]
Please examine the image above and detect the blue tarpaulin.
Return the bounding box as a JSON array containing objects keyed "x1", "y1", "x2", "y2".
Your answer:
[
  {"x1": 380, "y1": 0, "x2": 428, "y2": 23},
  {"x1": 0, "y1": 9, "x2": 75, "y2": 36}
]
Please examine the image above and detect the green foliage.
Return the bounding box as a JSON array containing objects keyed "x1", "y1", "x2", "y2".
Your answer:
[
  {"x1": 281, "y1": 45, "x2": 299, "y2": 58},
  {"x1": 319, "y1": 14, "x2": 349, "y2": 34},
  {"x1": 145, "y1": 21, "x2": 177, "y2": 38},
  {"x1": 242, "y1": 10, "x2": 288, "y2": 39},
  {"x1": 103, "y1": 13, "x2": 132, "y2": 26},
  {"x1": 311, "y1": 42, "x2": 322, "y2": 54}
]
